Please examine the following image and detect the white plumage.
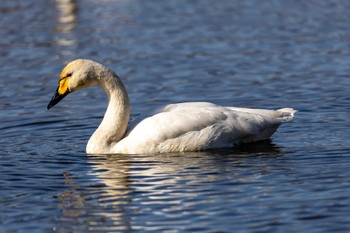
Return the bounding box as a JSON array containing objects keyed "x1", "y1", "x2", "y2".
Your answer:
[{"x1": 48, "y1": 59, "x2": 296, "y2": 154}]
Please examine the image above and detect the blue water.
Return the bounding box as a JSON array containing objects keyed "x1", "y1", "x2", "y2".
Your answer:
[{"x1": 1, "y1": 0, "x2": 350, "y2": 232}]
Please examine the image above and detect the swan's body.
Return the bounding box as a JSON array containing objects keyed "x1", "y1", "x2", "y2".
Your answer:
[{"x1": 48, "y1": 59, "x2": 296, "y2": 154}]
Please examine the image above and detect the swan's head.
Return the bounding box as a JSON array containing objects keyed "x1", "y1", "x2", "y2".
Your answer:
[{"x1": 47, "y1": 59, "x2": 100, "y2": 109}]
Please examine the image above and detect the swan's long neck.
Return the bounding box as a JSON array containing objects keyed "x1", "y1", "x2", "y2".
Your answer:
[{"x1": 87, "y1": 69, "x2": 130, "y2": 154}]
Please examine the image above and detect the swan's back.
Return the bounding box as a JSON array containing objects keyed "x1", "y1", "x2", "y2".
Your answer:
[{"x1": 114, "y1": 102, "x2": 296, "y2": 154}]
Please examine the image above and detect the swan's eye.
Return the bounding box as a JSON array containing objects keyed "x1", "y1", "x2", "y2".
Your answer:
[
  {"x1": 66, "y1": 73, "x2": 72, "y2": 78},
  {"x1": 77, "y1": 80, "x2": 84, "y2": 87}
]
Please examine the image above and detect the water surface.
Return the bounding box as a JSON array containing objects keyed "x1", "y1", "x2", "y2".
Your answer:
[{"x1": 1, "y1": 0, "x2": 350, "y2": 232}]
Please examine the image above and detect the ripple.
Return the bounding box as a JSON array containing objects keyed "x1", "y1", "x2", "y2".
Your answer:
[{"x1": 1, "y1": 0, "x2": 350, "y2": 232}]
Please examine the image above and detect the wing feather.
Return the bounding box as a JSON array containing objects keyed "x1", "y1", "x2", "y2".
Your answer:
[{"x1": 116, "y1": 102, "x2": 294, "y2": 153}]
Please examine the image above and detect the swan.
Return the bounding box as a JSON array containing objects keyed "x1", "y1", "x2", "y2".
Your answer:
[{"x1": 47, "y1": 59, "x2": 296, "y2": 154}]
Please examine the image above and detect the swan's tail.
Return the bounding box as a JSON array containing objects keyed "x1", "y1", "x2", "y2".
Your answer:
[
  {"x1": 276, "y1": 108, "x2": 297, "y2": 122},
  {"x1": 227, "y1": 106, "x2": 297, "y2": 122}
]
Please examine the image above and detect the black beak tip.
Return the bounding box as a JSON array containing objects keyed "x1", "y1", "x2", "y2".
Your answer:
[{"x1": 47, "y1": 88, "x2": 69, "y2": 110}]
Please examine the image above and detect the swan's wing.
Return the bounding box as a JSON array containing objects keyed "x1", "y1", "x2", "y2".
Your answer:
[
  {"x1": 126, "y1": 102, "x2": 229, "y2": 141},
  {"x1": 127, "y1": 102, "x2": 220, "y2": 131},
  {"x1": 118, "y1": 102, "x2": 291, "y2": 153}
]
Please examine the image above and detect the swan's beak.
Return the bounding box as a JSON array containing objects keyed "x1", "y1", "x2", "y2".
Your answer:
[
  {"x1": 48, "y1": 76, "x2": 71, "y2": 110},
  {"x1": 47, "y1": 87, "x2": 70, "y2": 110}
]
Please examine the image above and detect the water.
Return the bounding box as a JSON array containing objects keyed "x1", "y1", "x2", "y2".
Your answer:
[{"x1": 1, "y1": 0, "x2": 350, "y2": 232}]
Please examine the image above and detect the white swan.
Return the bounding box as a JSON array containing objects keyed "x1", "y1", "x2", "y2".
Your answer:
[{"x1": 48, "y1": 59, "x2": 296, "y2": 154}]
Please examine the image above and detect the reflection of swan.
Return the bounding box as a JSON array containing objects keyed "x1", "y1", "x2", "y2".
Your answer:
[
  {"x1": 55, "y1": 146, "x2": 284, "y2": 230},
  {"x1": 47, "y1": 59, "x2": 296, "y2": 154},
  {"x1": 89, "y1": 154, "x2": 131, "y2": 193},
  {"x1": 55, "y1": 155, "x2": 132, "y2": 231},
  {"x1": 88, "y1": 154, "x2": 132, "y2": 230},
  {"x1": 228, "y1": 139, "x2": 282, "y2": 155}
]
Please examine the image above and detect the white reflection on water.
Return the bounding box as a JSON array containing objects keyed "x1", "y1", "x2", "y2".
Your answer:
[
  {"x1": 51, "y1": 141, "x2": 283, "y2": 231},
  {"x1": 55, "y1": 0, "x2": 77, "y2": 32},
  {"x1": 55, "y1": 0, "x2": 77, "y2": 47},
  {"x1": 53, "y1": 154, "x2": 132, "y2": 231}
]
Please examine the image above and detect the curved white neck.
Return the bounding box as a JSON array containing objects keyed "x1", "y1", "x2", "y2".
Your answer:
[{"x1": 87, "y1": 70, "x2": 130, "y2": 154}]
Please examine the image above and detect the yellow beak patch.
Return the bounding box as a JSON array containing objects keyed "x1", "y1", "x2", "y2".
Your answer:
[{"x1": 58, "y1": 77, "x2": 69, "y2": 95}]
